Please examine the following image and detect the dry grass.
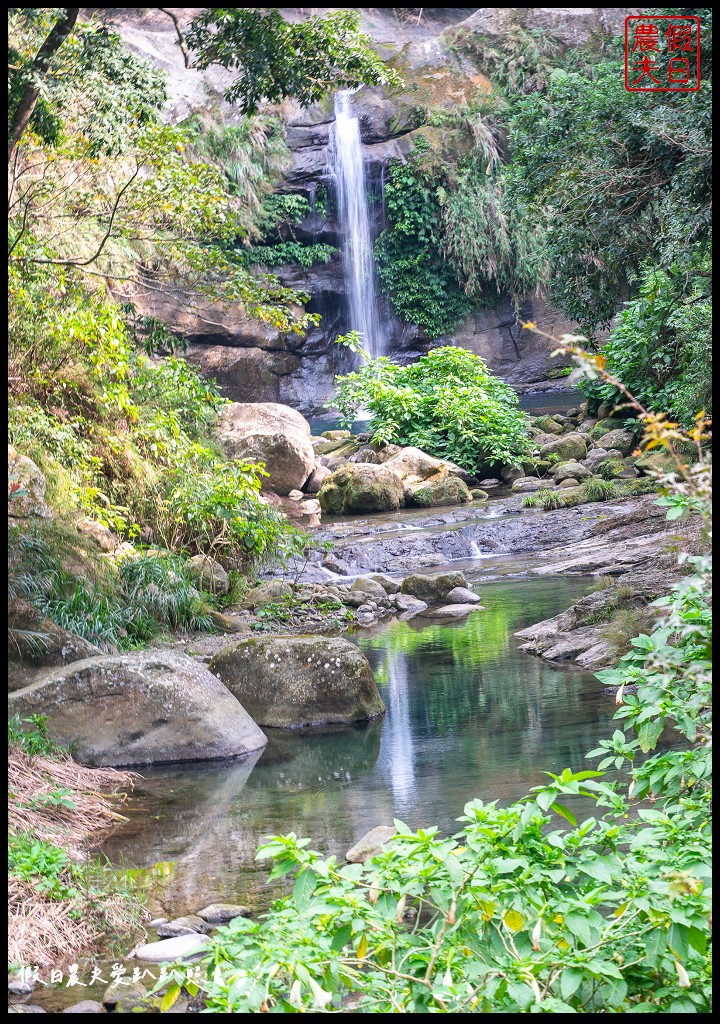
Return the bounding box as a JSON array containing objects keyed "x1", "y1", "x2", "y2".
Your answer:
[
  {"x1": 8, "y1": 749, "x2": 135, "y2": 855},
  {"x1": 8, "y1": 749, "x2": 146, "y2": 968}
]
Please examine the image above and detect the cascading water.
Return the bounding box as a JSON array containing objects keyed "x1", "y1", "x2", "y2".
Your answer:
[{"x1": 329, "y1": 91, "x2": 384, "y2": 359}]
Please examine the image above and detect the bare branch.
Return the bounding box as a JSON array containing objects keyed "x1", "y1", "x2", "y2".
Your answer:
[{"x1": 157, "y1": 9, "x2": 193, "y2": 69}]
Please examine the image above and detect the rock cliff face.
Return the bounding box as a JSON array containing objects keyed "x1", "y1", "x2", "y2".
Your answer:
[{"x1": 108, "y1": 8, "x2": 638, "y2": 413}]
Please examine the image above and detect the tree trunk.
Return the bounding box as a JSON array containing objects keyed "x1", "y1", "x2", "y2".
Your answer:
[{"x1": 8, "y1": 8, "x2": 80, "y2": 163}]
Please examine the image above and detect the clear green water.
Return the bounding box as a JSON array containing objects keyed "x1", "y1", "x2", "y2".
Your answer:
[{"x1": 98, "y1": 575, "x2": 611, "y2": 918}]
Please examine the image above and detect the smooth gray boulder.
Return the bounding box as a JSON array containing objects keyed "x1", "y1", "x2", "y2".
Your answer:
[
  {"x1": 215, "y1": 402, "x2": 314, "y2": 495},
  {"x1": 445, "y1": 587, "x2": 482, "y2": 604},
  {"x1": 346, "y1": 825, "x2": 397, "y2": 864},
  {"x1": 420, "y1": 604, "x2": 486, "y2": 619},
  {"x1": 132, "y1": 934, "x2": 209, "y2": 963},
  {"x1": 553, "y1": 461, "x2": 592, "y2": 483},
  {"x1": 596, "y1": 428, "x2": 637, "y2": 457},
  {"x1": 210, "y1": 636, "x2": 385, "y2": 728},
  {"x1": 511, "y1": 477, "x2": 547, "y2": 493},
  {"x1": 156, "y1": 915, "x2": 210, "y2": 937},
  {"x1": 393, "y1": 593, "x2": 428, "y2": 616},
  {"x1": 8, "y1": 652, "x2": 267, "y2": 767},
  {"x1": 196, "y1": 903, "x2": 250, "y2": 924}
]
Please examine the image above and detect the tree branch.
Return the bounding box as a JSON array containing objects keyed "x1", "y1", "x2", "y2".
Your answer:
[
  {"x1": 8, "y1": 8, "x2": 80, "y2": 163},
  {"x1": 157, "y1": 9, "x2": 193, "y2": 69}
]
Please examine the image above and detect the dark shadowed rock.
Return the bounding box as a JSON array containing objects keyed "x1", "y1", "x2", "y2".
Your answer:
[
  {"x1": 209, "y1": 636, "x2": 385, "y2": 728},
  {"x1": 8, "y1": 652, "x2": 267, "y2": 767}
]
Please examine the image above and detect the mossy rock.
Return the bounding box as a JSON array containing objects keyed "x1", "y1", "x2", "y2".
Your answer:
[
  {"x1": 318, "y1": 463, "x2": 404, "y2": 514},
  {"x1": 532, "y1": 415, "x2": 564, "y2": 436},
  {"x1": 407, "y1": 473, "x2": 472, "y2": 508}
]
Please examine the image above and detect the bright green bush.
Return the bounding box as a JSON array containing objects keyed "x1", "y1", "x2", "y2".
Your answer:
[{"x1": 331, "y1": 346, "x2": 531, "y2": 472}]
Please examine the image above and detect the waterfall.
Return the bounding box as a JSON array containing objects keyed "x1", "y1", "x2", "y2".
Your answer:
[{"x1": 329, "y1": 91, "x2": 384, "y2": 359}]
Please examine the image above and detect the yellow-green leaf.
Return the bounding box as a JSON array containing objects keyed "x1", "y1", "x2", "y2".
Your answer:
[
  {"x1": 503, "y1": 909, "x2": 524, "y2": 932},
  {"x1": 160, "y1": 982, "x2": 181, "y2": 1011}
]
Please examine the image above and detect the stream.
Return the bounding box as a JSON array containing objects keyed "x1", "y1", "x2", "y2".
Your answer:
[{"x1": 98, "y1": 572, "x2": 608, "y2": 919}]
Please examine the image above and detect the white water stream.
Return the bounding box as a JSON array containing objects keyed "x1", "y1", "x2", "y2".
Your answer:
[{"x1": 329, "y1": 91, "x2": 385, "y2": 358}]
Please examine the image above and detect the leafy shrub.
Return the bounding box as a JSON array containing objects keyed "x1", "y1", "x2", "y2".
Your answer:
[
  {"x1": 331, "y1": 346, "x2": 531, "y2": 472},
  {"x1": 243, "y1": 242, "x2": 337, "y2": 268},
  {"x1": 8, "y1": 715, "x2": 62, "y2": 757},
  {"x1": 374, "y1": 146, "x2": 472, "y2": 337},
  {"x1": 522, "y1": 488, "x2": 563, "y2": 510},
  {"x1": 581, "y1": 478, "x2": 619, "y2": 502}
]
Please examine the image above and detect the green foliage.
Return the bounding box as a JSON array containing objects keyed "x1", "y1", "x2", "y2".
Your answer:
[
  {"x1": 8, "y1": 715, "x2": 62, "y2": 757},
  {"x1": 581, "y1": 477, "x2": 620, "y2": 502},
  {"x1": 243, "y1": 242, "x2": 337, "y2": 269},
  {"x1": 440, "y1": 154, "x2": 546, "y2": 307},
  {"x1": 374, "y1": 148, "x2": 471, "y2": 336},
  {"x1": 250, "y1": 594, "x2": 353, "y2": 633},
  {"x1": 505, "y1": 25, "x2": 712, "y2": 331},
  {"x1": 580, "y1": 255, "x2": 712, "y2": 424},
  {"x1": 522, "y1": 488, "x2": 564, "y2": 510},
  {"x1": 7, "y1": 526, "x2": 215, "y2": 651},
  {"x1": 331, "y1": 346, "x2": 532, "y2": 472},
  {"x1": 8, "y1": 832, "x2": 79, "y2": 900},
  {"x1": 186, "y1": 9, "x2": 402, "y2": 114}
]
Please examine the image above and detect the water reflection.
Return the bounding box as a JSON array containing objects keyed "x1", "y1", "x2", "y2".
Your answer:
[{"x1": 100, "y1": 576, "x2": 609, "y2": 916}]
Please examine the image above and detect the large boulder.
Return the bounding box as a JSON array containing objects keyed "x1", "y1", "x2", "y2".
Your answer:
[
  {"x1": 209, "y1": 636, "x2": 385, "y2": 728},
  {"x1": 385, "y1": 447, "x2": 471, "y2": 484},
  {"x1": 8, "y1": 652, "x2": 267, "y2": 767},
  {"x1": 318, "y1": 463, "x2": 404, "y2": 514},
  {"x1": 553, "y1": 461, "x2": 592, "y2": 483},
  {"x1": 595, "y1": 428, "x2": 637, "y2": 457},
  {"x1": 8, "y1": 446, "x2": 50, "y2": 518},
  {"x1": 511, "y1": 477, "x2": 547, "y2": 493},
  {"x1": 537, "y1": 433, "x2": 588, "y2": 463},
  {"x1": 400, "y1": 572, "x2": 467, "y2": 604},
  {"x1": 8, "y1": 600, "x2": 101, "y2": 693},
  {"x1": 240, "y1": 580, "x2": 292, "y2": 609},
  {"x1": 405, "y1": 470, "x2": 472, "y2": 508},
  {"x1": 215, "y1": 403, "x2": 315, "y2": 495}
]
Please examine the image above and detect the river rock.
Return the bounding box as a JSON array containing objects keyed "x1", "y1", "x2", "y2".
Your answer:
[
  {"x1": 196, "y1": 903, "x2": 251, "y2": 924},
  {"x1": 345, "y1": 825, "x2": 397, "y2": 864},
  {"x1": 537, "y1": 432, "x2": 588, "y2": 462},
  {"x1": 596, "y1": 428, "x2": 637, "y2": 457},
  {"x1": 400, "y1": 572, "x2": 467, "y2": 604},
  {"x1": 501, "y1": 465, "x2": 524, "y2": 484},
  {"x1": 351, "y1": 577, "x2": 388, "y2": 600},
  {"x1": 303, "y1": 464, "x2": 331, "y2": 493},
  {"x1": 132, "y1": 934, "x2": 210, "y2": 963},
  {"x1": 557, "y1": 477, "x2": 581, "y2": 488},
  {"x1": 8, "y1": 1008, "x2": 46, "y2": 1013},
  {"x1": 471, "y1": 488, "x2": 489, "y2": 500},
  {"x1": 8, "y1": 447, "x2": 49, "y2": 518},
  {"x1": 582, "y1": 448, "x2": 610, "y2": 472},
  {"x1": 61, "y1": 1001, "x2": 105, "y2": 1013},
  {"x1": 318, "y1": 463, "x2": 404, "y2": 514},
  {"x1": 371, "y1": 574, "x2": 401, "y2": 594},
  {"x1": 445, "y1": 586, "x2": 481, "y2": 604},
  {"x1": 393, "y1": 593, "x2": 428, "y2": 616},
  {"x1": 215, "y1": 402, "x2": 314, "y2": 495},
  {"x1": 405, "y1": 471, "x2": 472, "y2": 508},
  {"x1": 8, "y1": 978, "x2": 35, "y2": 997},
  {"x1": 76, "y1": 518, "x2": 119, "y2": 552},
  {"x1": 321, "y1": 430, "x2": 351, "y2": 441},
  {"x1": 102, "y1": 980, "x2": 153, "y2": 1012},
  {"x1": 420, "y1": 603, "x2": 486, "y2": 619},
  {"x1": 384, "y1": 446, "x2": 443, "y2": 482},
  {"x1": 553, "y1": 461, "x2": 591, "y2": 483},
  {"x1": 186, "y1": 554, "x2": 230, "y2": 595},
  {"x1": 209, "y1": 636, "x2": 385, "y2": 728},
  {"x1": 156, "y1": 915, "x2": 210, "y2": 937},
  {"x1": 8, "y1": 600, "x2": 101, "y2": 691},
  {"x1": 511, "y1": 477, "x2": 547, "y2": 493},
  {"x1": 347, "y1": 445, "x2": 382, "y2": 465},
  {"x1": 532, "y1": 416, "x2": 564, "y2": 436},
  {"x1": 241, "y1": 580, "x2": 292, "y2": 609},
  {"x1": 478, "y1": 478, "x2": 500, "y2": 487},
  {"x1": 8, "y1": 652, "x2": 267, "y2": 768}
]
